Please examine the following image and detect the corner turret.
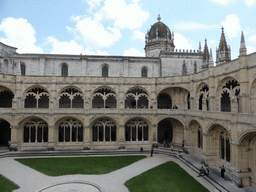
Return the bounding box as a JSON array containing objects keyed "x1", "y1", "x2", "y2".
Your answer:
[{"x1": 239, "y1": 31, "x2": 247, "y2": 57}]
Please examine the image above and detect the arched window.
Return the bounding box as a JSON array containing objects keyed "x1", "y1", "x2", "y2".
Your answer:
[
  {"x1": 221, "y1": 80, "x2": 240, "y2": 112},
  {"x1": 25, "y1": 87, "x2": 49, "y2": 108},
  {"x1": 125, "y1": 88, "x2": 148, "y2": 109},
  {"x1": 125, "y1": 119, "x2": 148, "y2": 141},
  {"x1": 59, "y1": 119, "x2": 83, "y2": 142},
  {"x1": 220, "y1": 131, "x2": 230, "y2": 162},
  {"x1": 92, "y1": 88, "x2": 117, "y2": 108},
  {"x1": 102, "y1": 66, "x2": 108, "y2": 77},
  {"x1": 141, "y1": 68, "x2": 147, "y2": 77},
  {"x1": 23, "y1": 119, "x2": 48, "y2": 143},
  {"x1": 199, "y1": 85, "x2": 209, "y2": 111},
  {"x1": 92, "y1": 119, "x2": 116, "y2": 142},
  {"x1": 59, "y1": 88, "x2": 84, "y2": 108},
  {"x1": 0, "y1": 89, "x2": 14, "y2": 108},
  {"x1": 61, "y1": 64, "x2": 68, "y2": 77},
  {"x1": 20, "y1": 63, "x2": 26, "y2": 76}
]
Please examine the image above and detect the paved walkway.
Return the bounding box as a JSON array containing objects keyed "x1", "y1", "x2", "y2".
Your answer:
[{"x1": 0, "y1": 151, "x2": 255, "y2": 192}]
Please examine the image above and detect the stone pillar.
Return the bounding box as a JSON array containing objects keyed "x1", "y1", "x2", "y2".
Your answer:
[
  {"x1": 118, "y1": 125, "x2": 125, "y2": 149},
  {"x1": 202, "y1": 99, "x2": 207, "y2": 111},
  {"x1": 152, "y1": 124, "x2": 158, "y2": 148},
  {"x1": 208, "y1": 96, "x2": 215, "y2": 111},
  {"x1": 202, "y1": 133, "x2": 215, "y2": 165},
  {"x1": 39, "y1": 57, "x2": 46, "y2": 75},
  {"x1": 84, "y1": 125, "x2": 91, "y2": 150},
  {"x1": 231, "y1": 97, "x2": 239, "y2": 113},
  {"x1": 47, "y1": 125, "x2": 55, "y2": 151},
  {"x1": 10, "y1": 125, "x2": 19, "y2": 151}
]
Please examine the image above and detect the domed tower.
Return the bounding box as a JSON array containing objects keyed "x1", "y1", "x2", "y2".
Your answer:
[{"x1": 145, "y1": 15, "x2": 175, "y2": 57}]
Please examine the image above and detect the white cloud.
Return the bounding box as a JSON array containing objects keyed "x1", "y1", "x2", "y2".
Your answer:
[
  {"x1": 248, "y1": 35, "x2": 256, "y2": 41},
  {"x1": 85, "y1": 0, "x2": 102, "y2": 12},
  {"x1": 0, "y1": 17, "x2": 43, "y2": 53},
  {"x1": 132, "y1": 30, "x2": 145, "y2": 41},
  {"x1": 209, "y1": 0, "x2": 233, "y2": 5},
  {"x1": 70, "y1": 16, "x2": 122, "y2": 49},
  {"x1": 100, "y1": 0, "x2": 150, "y2": 30},
  {"x1": 247, "y1": 46, "x2": 256, "y2": 54},
  {"x1": 221, "y1": 14, "x2": 241, "y2": 38},
  {"x1": 47, "y1": 36, "x2": 109, "y2": 55},
  {"x1": 244, "y1": 0, "x2": 256, "y2": 6},
  {"x1": 174, "y1": 33, "x2": 193, "y2": 50},
  {"x1": 174, "y1": 22, "x2": 216, "y2": 30},
  {"x1": 123, "y1": 48, "x2": 144, "y2": 57},
  {"x1": 209, "y1": 40, "x2": 217, "y2": 45}
]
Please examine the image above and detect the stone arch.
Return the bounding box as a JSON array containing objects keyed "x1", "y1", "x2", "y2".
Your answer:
[
  {"x1": 0, "y1": 119, "x2": 11, "y2": 147},
  {"x1": 55, "y1": 117, "x2": 84, "y2": 143},
  {"x1": 124, "y1": 117, "x2": 151, "y2": 142},
  {"x1": 216, "y1": 76, "x2": 240, "y2": 112},
  {"x1": 157, "y1": 92, "x2": 172, "y2": 109},
  {"x1": 157, "y1": 117, "x2": 184, "y2": 146},
  {"x1": 207, "y1": 124, "x2": 232, "y2": 162},
  {"x1": 157, "y1": 87, "x2": 189, "y2": 110},
  {"x1": 19, "y1": 117, "x2": 49, "y2": 143},
  {"x1": 92, "y1": 86, "x2": 117, "y2": 108},
  {"x1": 238, "y1": 131, "x2": 256, "y2": 182},
  {"x1": 125, "y1": 86, "x2": 149, "y2": 108},
  {"x1": 195, "y1": 82, "x2": 209, "y2": 111},
  {"x1": 187, "y1": 120, "x2": 203, "y2": 150},
  {"x1": 58, "y1": 86, "x2": 84, "y2": 108},
  {"x1": 90, "y1": 117, "x2": 118, "y2": 142},
  {"x1": 24, "y1": 86, "x2": 50, "y2": 108},
  {"x1": 0, "y1": 85, "x2": 14, "y2": 108}
]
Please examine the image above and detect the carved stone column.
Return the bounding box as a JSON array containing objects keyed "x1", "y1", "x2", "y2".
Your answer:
[
  {"x1": 83, "y1": 125, "x2": 90, "y2": 150},
  {"x1": 10, "y1": 125, "x2": 19, "y2": 151},
  {"x1": 47, "y1": 125, "x2": 55, "y2": 151},
  {"x1": 118, "y1": 125, "x2": 125, "y2": 149},
  {"x1": 152, "y1": 124, "x2": 158, "y2": 148}
]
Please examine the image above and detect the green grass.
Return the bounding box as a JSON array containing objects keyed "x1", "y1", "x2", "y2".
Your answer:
[
  {"x1": 0, "y1": 174, "x2": 19, "y2": 192},
  {"x1": 15, "y1": 155, "x2": 146, "y2": 176},
  {"x1": 125, "y1": 161, "x2": 209, "y2": 192}
]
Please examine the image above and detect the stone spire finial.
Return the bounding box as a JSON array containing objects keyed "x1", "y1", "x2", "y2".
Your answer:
[
  {"x1": 239, "y1": 31, "x2": 247, "y2": 57},
  {"x1": 157, "y1": 14, "x2": 161, "y2": 22},
  {"x1": 199, "y1": 41, "x2": 201, "y2": 52},
  {"x1": 209, "y1": 48, "x2": 214, "y2": 67}
]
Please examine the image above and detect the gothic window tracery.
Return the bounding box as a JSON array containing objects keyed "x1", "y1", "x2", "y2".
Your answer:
[
  {"x1": 92, "y1": 118, "x2": 116, "y2": 142},
  {"x1": 199, "y1": 85, "x2": 209, "y2": 110},
  {"x1": 125, "y1": 88, "x2": 149, "y2": 108},
  {"x1": 59, "y1": 119, "x2": 83, "y2": 142},
  {"x1": 59, "y1": 88, "x2": 84, "y2": 108},
  {"x1": 0, "y1": 88, "x2": 14, "y2": 108},
  {"x1": 220, "y1": 131, "x2": 230, "y2": 162},
  {"x1": 92, "y1": 88, "x2": 116, "y2": 108},
  {"x1": 25, "y1": 87, "x2": 49, "y2": 108},
  {"x1": 23, "y1": 119, "x2": 48, "y2": 143},
  {"x1": 221, "y1": 80, "x2": 240, "y2": 112},
  {"x1": 157, "y1": 92, "x2": 172, "y2": 109},
  {"x1": 125, "y1": 119, "x2": 148, "y2": 141}
]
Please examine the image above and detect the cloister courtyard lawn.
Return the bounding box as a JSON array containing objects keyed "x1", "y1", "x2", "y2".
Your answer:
[
  {"x1": 125, "y1": 161, "x2": 209, "y2": 192},
  {"x1": 15, "y1": 155, "x2": 146, "y2": 176},
  {"x1": 0, "y1": 174, "x2": 19, "y2": 192}
]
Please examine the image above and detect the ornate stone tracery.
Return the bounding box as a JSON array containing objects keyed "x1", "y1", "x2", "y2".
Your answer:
[
  {"x1": 59, "y1": 87, "x2": 84, "y2": 108},
  {"x1": 25, "y1": 87, "x2": 49, "y2": 108}
]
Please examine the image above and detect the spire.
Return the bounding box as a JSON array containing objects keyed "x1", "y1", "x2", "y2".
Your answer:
[
  {"x1": 209, "y1": 48, "x2": 214, "y2": 67},
  {"x1": 216, "y1": 27, "x2": 231, "y2": 65},
  {"x1": 239, "y1": 31, "x2": 247, "y2": 56},
  {"x1": 218, "y1": 26, "x2": 229, "y2": 52},
  {"x1": 157, "y1": 14, "x2": 161, "y2": 22},
  {"x1": 199, "y1": 41, "x2": 201, "y2": 52},
  {"x1": 203, "y1": 38, "x2": 209, "y2": 61}
]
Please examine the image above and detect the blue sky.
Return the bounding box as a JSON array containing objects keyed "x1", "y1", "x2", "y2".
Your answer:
[{"x1": 0, "y1": 0, "x2": 256, "y2": 61}]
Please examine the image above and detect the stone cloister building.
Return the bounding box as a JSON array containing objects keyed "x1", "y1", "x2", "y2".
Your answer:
[{"x1": 0, "y1": 16, "x2": 256, "y2": 188}]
